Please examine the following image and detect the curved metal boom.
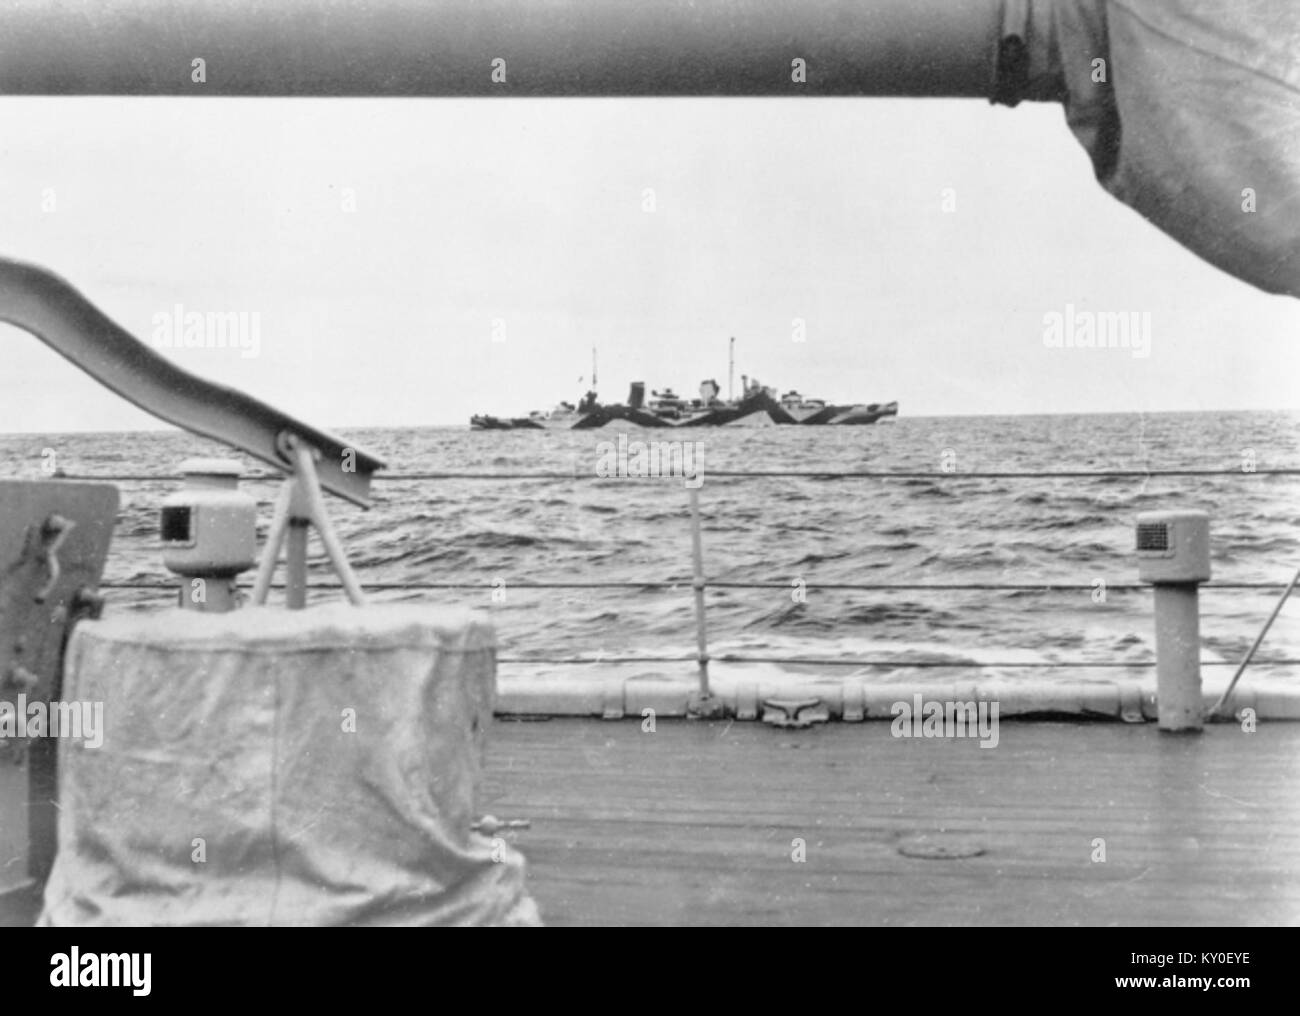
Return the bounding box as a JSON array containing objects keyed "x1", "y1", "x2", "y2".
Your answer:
[{"x1": 0, "y1": 258, "x2": 384, "y2": 507}]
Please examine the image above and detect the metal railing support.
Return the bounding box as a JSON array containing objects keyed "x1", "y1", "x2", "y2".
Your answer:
[
  {"x1": 687, "y1": 486, "x2": 724, "y2": 718},
  {"x1": 1209, "y1": 564, "x2": 1300, "y2": 720},
  {"x1": 252, "y1": 437, "x2": 368, "y2": 609},
  {"x1": 1137, "y1": 511, "x2": 1211, "y2": 732},
  {"x1": 689, "y1": 486, "x2": 710, "y2": 695}
]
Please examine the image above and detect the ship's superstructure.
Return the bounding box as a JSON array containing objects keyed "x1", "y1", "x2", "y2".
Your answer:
[{"x1": 471, "y1": 343, "x2": 898, "y2": 430}]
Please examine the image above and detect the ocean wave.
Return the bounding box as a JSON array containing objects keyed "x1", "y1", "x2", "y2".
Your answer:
[{"x1": 8, "y1": 411, "x2": 1297, "y2": 683}]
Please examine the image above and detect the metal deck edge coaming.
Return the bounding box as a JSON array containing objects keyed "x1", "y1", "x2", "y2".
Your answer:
[{"x1": 494, "y1": 672, "x2": 1300, "y2": 721}]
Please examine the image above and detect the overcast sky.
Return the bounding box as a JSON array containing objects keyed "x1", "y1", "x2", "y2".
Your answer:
[{"x1": 0, "y1": 96, "x2": 1295, "y2": 432}]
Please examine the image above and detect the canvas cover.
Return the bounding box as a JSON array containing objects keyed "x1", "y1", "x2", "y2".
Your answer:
[
  {"x1": 1006, "y1": 0, "x2": 1299, "y2": 297},
  {"x1": 39, "y1": 603, "x2": 540, "y2": 926}
]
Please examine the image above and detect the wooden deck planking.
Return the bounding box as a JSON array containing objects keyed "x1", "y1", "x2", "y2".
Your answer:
[
  {"x1": 3, "y1": 717, "x2": 1295, "y2": 927},
  {"x1": 0, "y1": 764, "x2": 27, "y2": 897},
  {"x1": 480, "y1": 718, "x2": 1300, "y2": 926}
]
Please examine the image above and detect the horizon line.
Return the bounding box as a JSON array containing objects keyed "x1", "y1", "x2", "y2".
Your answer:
[{"x1": 2, "y1": 406, "x2": 1297, "y2": 439}]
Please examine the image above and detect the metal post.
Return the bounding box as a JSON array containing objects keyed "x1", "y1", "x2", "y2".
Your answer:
[
  {"x1": 728, "y1": 337, "x2": 735, "y2": 403},
  {"x1": 688, "y1": 485, "x2": 710, "y2": 697},
  {"x1": 284, "y1": 452, "x2": 315, "y2": 609},
  {"x1": 686, "y1": 486, "x2": 725, "y2": 718},
  {"x1": 251, "y1": 479, "x2": 293, "y2": 604},
  {"x1": 289, "y1": 440, "x2": 369, "y2": 607},
  {"x1": 1153, "y1": 585, "x2": 1202, "y2": 731},
  {"x1": 1137, "y1": 511, "x2": 1211, "y2": 732},
  {"x1": 251, "y1": 437, "x2": 368, "y2": 608},
  {"x1": 285, "y1": 522, "x2": 309, "y2": 609}
]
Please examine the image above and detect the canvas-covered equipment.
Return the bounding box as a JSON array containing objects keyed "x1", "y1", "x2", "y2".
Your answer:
[
  {"x1": 39, "y1": 603, "x2": 540, "y2": 926},
  {"x1": 0, "y1": 2, "x2": 1293, "y2": 297},
  {"x1": 999, "y1": 0, "x2": 1299, "y2": 298}
]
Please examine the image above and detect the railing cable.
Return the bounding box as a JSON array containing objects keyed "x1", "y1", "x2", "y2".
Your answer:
[
  {"x1": 34, "y1": 468, "x2": 1300, "y2": 483},
  {"x1": 96, "y1": 579, "x2": 1291, "y2": 592},
  {"x1": 496, "y1": 655, "x2": 1300, "y2": 668}
]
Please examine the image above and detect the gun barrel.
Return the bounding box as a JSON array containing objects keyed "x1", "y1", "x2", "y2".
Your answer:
[{"x1": 0, "y1": 0, "x2": 1004, "y2": 98}]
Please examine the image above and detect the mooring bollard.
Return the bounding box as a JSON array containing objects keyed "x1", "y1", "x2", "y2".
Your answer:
[{"x1": 1136, "y1": 510, "x2": 1211, "y2": 731}]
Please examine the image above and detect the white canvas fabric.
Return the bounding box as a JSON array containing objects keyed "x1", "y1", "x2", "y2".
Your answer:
[
  {"x1": 1006, "y1": 0, "x2": 1299, "y2": 297},
  {"x1": 39, "y1": 603, "x2": 540, "y2": 927}
]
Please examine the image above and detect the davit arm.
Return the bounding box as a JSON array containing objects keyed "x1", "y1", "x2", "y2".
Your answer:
[{"x1": 0, "y1": 258, "x2": 385, "y2": 507}]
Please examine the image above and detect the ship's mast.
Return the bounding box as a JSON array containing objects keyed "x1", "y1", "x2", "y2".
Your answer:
[
  {"x1": 592, "y1": 346, "x2": 597, "y2": 391},
  {"x1": 728, "y1": 336, "x2": 735, "y2": 402}
]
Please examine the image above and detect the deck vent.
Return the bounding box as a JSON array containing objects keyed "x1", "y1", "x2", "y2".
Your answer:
[
  {"x1": 161, "y1": 459, "x2": 258, "y2": 611},
  {"x1": 161, "y1": 504, "x2": 192, "y2": 545},
  {"x1": 1136, "y1": 511, "x2": 1210, "y2": 584},
  {"x1": 1136, "y1": 522, "x2": 1169, "y2": 553}
]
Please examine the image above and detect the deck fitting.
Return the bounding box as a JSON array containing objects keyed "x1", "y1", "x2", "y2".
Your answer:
[
  {"x1": 686, "y1": 691, "x2": 726, "y2": 720},
  {"x1": 1119, "y1": 682, "x2": 1146, "y2": 723},
  {"x1": 841, "y1": 682, "x2": 866, "y2": 722},
  {"x1": 733, "y1": 683, "x2": 759, "y2": 720},
  {"x1": 762, "y1": 697, "x2": 829, "y2": 728},
  {"x1": 897, "y1": 834, "x2": 986, "y2": 860},
  {"x1": 601, "y1": 679, "x2": 624, "y2": 720}
]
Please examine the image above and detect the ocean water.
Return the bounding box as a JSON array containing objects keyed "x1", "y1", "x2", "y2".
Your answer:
[{"x1": 3, "y1": 411, "x2": 1299, "y2": 688}]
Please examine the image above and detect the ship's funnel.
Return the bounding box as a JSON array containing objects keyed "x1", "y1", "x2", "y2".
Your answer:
[{"x1": 628, "y1": 382, "x2": 646, "y2": 409}]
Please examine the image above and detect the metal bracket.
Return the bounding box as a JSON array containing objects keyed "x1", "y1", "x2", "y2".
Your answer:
[
  {"x1": 601, "y1": 679, "x2": 624, "y2": 720},
  {"x1": 841, "y1": 682, "x2": 867, "y2": 722},
  {"x1": 250, "y1": 436, "x2": 368, "y2": 608},
  {"x1": 734, "y1": 683, "x2": 760, "y2": 721},
  {"x1": 1118, "y1": 682, "x2": 1147, "y2": 724},
  {"x1": 762, "y1": 697, "x2": 829, "y2": 728},
  {"x1": 687, "y1": 690, "x2": 726, "y2": 720},
  {"x1": 1215, "y1": 686, "x2": 1256, "y2": 725},
  {"x1": 0, "y1": 480, "x2": 117, "y2": 895}
]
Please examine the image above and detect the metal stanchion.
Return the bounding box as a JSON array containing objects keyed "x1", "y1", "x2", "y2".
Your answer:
[
  {"x1": 687, "y1": 486, "x2": 724, "y2": 718},
  {"x1": 1137, "y1": 511, "x2": 1211, "y2": 732}
]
